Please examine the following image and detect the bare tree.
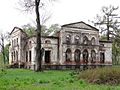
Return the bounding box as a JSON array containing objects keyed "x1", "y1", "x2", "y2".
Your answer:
[
  {"x1": 18, "y1": 0, "x2": 55, "y2": 71},
  {"x1": 92, "y1": 5, "x2": 120, "y2": 41}
]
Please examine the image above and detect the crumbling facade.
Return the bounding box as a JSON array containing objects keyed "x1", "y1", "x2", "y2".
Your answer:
[{"x1": 9, "y1": 21, "x2": 112, "y2": 69}]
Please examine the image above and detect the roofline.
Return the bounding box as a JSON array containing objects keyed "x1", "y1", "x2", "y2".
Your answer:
[
  {"x1": 28, "y1": 35, "x2": 58, "y2": 39},
  {"x1": 10, "y1": 27, "x2": 26, "y2": 35},
  {"x1": 61, "y1": 21, "x2": 84, "y2": 27},
  {"x1": 99, "y1": 40, "x2": 112, "y2": 43},
  {"x1": 61, "y1": 21, "x2": 99, "y2": 31}
]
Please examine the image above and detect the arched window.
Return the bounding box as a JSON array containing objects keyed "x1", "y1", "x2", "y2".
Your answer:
[
  {"x1": 74, "y1": 49, "x2": 81, "y2": 62},
  {"x1": 45, "y1": 40, "x2": 51, "y2": 44},
  {"x1": 65, "y1": 49, "x2": 72, "y2": 62},
  {"x1": 83, "y1": 36, "x2": 88, "y2": 45},
  {"x1": 91, "y1": 50, "x2": 96, "y2": 63},
  {"x1": 83, "y1": 49, "x2": 89, "y2": 63},
  {"x1": 66, "y1": 34, "x2": 71, "y2": 44},
  {"x1": 91, "y1": 37, "x2": 95, "y2": 45},
  {"x1": 74, "y1": 35, "x2": 80, "y2": 44},
  {"x1": 29, "y1": 50, "x2": 32, "y2": 62}
]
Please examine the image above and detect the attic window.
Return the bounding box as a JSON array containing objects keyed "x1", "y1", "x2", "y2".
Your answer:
[{"x1": 45, "y1": 40, "x2": 51, "y2": 44}]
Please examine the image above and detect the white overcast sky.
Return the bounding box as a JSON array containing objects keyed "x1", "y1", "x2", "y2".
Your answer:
[{"x1": 0, "y1": 0, "x2": 120, "y2": 33}]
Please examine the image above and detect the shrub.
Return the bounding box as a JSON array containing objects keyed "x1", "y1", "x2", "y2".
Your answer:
[
  {"x1": 78, "y1": 67, "x2": 120, "y2": 85},
  {"x1": 68, "y1": 78, "x2": 74, "y2": 83}
]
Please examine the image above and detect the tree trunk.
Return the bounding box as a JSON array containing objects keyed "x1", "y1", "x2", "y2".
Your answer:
[
  {"x1": 35, "y1": 0, "x2": 42, "y2": 71},
  {"x1": 107, "y1": 15, "x2": 110, "y2": 41},
  {"x1": 2, "y1": 46, "x2": 6, "y2": 65},
  {"x1": 2, "y1": 37, "x2": 6, "y2": 65}
]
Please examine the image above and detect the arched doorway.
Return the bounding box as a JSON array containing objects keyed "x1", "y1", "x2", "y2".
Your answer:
[
  {"x1": 100, "y1": 52, "x2": 105, "y2": 63},
  {"x1": 83, "y1": 49, "x2": 89, "y2": 69},
  {"x1": 65, "y1": 49, "x2": 72, "y2": 62},
  {"x1": 74, "y1": 49, "x2": 81, "y2": 63},
  {"x1": 91, "y1": 50, "x2": 96, "y2": 63},
  {"x1": 83, "y1": 49, "x2": 89, "y2": 64}
]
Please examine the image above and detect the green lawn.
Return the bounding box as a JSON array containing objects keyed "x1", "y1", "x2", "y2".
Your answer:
[{"x1": 0, "y1": 69, "x2": 120, "y2": 90}]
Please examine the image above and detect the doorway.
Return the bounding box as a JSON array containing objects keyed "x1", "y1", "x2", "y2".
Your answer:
[
  {"x1": 83, "y1": 49, "x2": 88, "y2": 64},
  {"x1": 83, "y1": 49, "x2": 89, "y2": 69},
  {"x1": 100, "y1": 52, "x2": 105, "y2": 63},
  {"x1": 74, "y1": 49, "x2": 81, "y2": 63},
  {"x1": 45, "y1": 51, "x2": 51, "y2": 63}
]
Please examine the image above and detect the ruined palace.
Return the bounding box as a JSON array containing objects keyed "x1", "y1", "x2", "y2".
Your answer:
[{"x1": 9, "y1": 21, "x2": 112, "y2": 69}]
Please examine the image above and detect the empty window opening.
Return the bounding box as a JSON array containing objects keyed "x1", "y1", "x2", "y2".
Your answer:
[
  {"x1": 45, "y1": 51, "x2": 51, "y2": 63},
  {"x1": 75, "y1": 36, "x2": 80, "y2": 44},
  {"x1": 100, "y1": 52, "x2": 105, "y2": 63},
  {"x1": 91, "y1": 50, "x2": 96, "y2": 63},
  {"x1": 83, "y1": 49, "x2": 89, "y2": 64},
  {"x1": 74, "y1": 49, "x2": 81, "y2": 63},
  {"x1": 65, "y1": 49, "x2": 72, "y2": 62},
  {"x1": 91, "y1": 37, "x2": 95, "y2": 45},
  {"x1": 26, "y1": 51, "x2": 28, "y2": 62},
  {"x1": 66, "y1": 34, "x2": 71, "y2": 44},
  {"x1": 83, "y1": 36, "x2": 88, "y2": 45},
  {"x1": 29, "y1": 50, "x2": 32, "y2": 62}
]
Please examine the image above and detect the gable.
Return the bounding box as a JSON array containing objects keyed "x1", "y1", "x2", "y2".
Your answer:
[
  {"x1": 61, "y1": 21, "x2": 99, "y2": 31},
  {"x1": 10, "y1": 27, "x2": 25, "y2": 35}
]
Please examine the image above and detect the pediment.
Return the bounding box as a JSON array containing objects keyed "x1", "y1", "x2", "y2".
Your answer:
[{"x1": 62, "y1": 21, "x2": 99, "y2": 31}]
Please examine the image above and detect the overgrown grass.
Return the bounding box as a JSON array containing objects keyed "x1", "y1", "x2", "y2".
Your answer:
[
  {"x1": 78, "y1": 67, "x2": 120, "y2": 85},
  {"x1": 0, "y1": 68, "x2": 120, "y2": 90}
]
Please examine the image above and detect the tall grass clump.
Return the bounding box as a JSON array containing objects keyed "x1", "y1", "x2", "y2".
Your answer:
[{"x1": 78, "y1": 67, "x2": 120, "y2": 85}]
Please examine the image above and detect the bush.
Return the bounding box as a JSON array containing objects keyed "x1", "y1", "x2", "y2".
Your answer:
[{"x1": 78, "y1": 67, "x2": 120, "y2": 85}]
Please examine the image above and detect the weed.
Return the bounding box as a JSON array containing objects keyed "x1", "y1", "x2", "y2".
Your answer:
[{"x1": 78, "y1": 67, "x2": 120, "y2": 85}]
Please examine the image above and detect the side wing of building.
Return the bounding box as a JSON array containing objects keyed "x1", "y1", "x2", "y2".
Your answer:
[
  {"x1": 9, "y1": 27, "x2": 27, "y2": 67},
  {"x1": 9, "y1": 27, "x2": 59, "y2": 69}
]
